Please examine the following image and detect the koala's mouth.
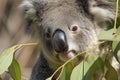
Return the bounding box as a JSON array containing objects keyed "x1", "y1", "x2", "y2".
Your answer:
[{"x1": 58, "y1": 50, "x2": 77, "y2": 62}]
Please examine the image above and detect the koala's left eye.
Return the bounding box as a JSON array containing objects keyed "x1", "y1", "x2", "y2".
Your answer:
[
  {"x1": 71, "y1": 25, "x2": 78, "y2": 31},
  {"x1": 45, "y1": 28, "x2": 51, "y2": 40},
  {"x1": 46, "y1": 32, "x2": 51, "y2": 39},
  {"x1": 69, "y1": 24, "x2": 79, "y2": 33}
]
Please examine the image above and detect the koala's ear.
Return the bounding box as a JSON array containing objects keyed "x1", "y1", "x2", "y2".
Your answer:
[
  {"x1": 19, "y1": 0, "x2": 47, "y2": 20},
  {"x1": 19, "y1": 0, "x2": 47, "y2": 37},
  {"x1": 88, "y1": 0, "x2": 115, "y2": 22},
  {"x1": 19, "y1": 0, "x2": 36, "y2": 20}
]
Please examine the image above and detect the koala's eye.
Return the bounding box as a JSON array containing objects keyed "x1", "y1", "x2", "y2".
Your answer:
[
  {"x1": 45, "y1": 28, "x2": 51, "y2": 40},
  {"x1": 46, "y1": 32, "x2": 51, "y2": 39},
  {"x1": 71, "y1": 26, "x2": 78, "y2": 31},
  {"x1": 70, "y1": 24, "x2": 79, "y2": 32}
]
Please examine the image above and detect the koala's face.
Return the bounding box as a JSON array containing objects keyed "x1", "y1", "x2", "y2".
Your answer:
[
  {"x1": 41, "y1": 4, "x2": 98, "y2": 63},
  {"x1": 20, "y1": 0, "x2": 115, "y2": 66}
]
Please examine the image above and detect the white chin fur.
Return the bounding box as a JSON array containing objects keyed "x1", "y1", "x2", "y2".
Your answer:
[
  {"x1": 67, "y1": 52, "x2": 75, "y2": 58},
  {"x1": 59, "y1": 52, "x2": 75, "y2": 62}
]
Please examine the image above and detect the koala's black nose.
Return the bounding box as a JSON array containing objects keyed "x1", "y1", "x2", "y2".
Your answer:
[{"x1": 52, "y1": 29, "x2": 68, "y2": 53}]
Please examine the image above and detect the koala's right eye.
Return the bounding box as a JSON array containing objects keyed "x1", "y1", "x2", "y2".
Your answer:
[
  {"x1": 45, "y1": 28, "x2": 51, "y2": 40},
  {"x1": 69, "y1": 24, "x2": 79, "y2": 34}
]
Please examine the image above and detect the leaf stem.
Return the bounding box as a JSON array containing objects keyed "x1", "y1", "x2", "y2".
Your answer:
[
  {"x1": 56, "y1": 67, "x2": 64, "y2": 80},
  {"x1": 19, "y1": 43, "x2": 38, "y2": 47},
  {"x1": 114, "y1": 0, "x2": 119, "y2": 33}
]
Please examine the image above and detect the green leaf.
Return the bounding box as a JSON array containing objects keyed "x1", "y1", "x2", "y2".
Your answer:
[
  {"x1": 98, "y1": 29, "x2": 120, "y2": 41},
  {"x1": 70, "y1": 54, "x2": 104, "y2": 80},
  {"x1": 0, "y1": 45, "x2": 21, "y2": 74},
  {"x1": 84, "y1": 57, "x2": 104, "y2": 80},
  {"x1": 105, "y1": 58, "x2": 118, "y2": 80},
  {"x1": 116, "y1": 26, "x2": 120, "y2": 34},
  {"x1": 116, "y1": 50, "x2": 120, "y2": 63},
  {"x1": 70, "y1": 61, "x2": 84, "y2": 80},
  {"x1": 112, "y1": 41, "x2": 120, "y2": 63},
  {"x1": 117, "y1": 18, "x2": 120, "y2": 27},
  {"x1": 9, "y1": 57, "x2": 21, "y2": 80},
  {"x1": 60, "y1": 68, "x2": 66, "y2": 80},
  {"x1": 112, "y1": 41, "x2": 120, "y2": 51},
  {"x1": 60, "y1": 63, "x2": 74, "y2": 80},
  {"x1": 112, "y1": 27, "x2": 120, "y2": 63}
]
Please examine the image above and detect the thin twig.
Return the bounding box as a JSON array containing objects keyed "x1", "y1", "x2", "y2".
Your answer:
[
  {"x1": 19, "y1": 43, "x2": 38, "y2": 46},
  {"x1": 114, "y1": 0, "x2": 119, "y2": 33},
  {"x1": 50, "y1": 66, "x2": 64, "y2": 79},
  {"x1": 56, "y1": 67, "x2": 64, "y2": 80}
]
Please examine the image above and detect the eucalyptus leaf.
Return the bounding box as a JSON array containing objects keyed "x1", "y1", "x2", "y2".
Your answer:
[
  {"x1": 117, "y1": 50, "x2": 120, "y2": 63},
  {"x1": 112, "y1": 27, "x2": 120, "y2": 63},
  {"x1": 105, "y1": 58, "x2": 118, "y2": 80},
  {"x1": 112, "y1": 41, "x2": 120, "y2": 63},
  {"x1": 84, "y1": 57, "x2": 104, "y2": 80},
  {"x1": 60, "y1": 63, "x2": 74, "y2": 80},
  {"x1": 9, "y1": 57, "x2": 21, "y2": 80},
  {"x1": 98, "y1": 29, "x2": 120, "y2": 41},
  {"x1": 117, "y1": 18, "x2": 120, "y2": 27},
  {"x1": 70, "y1": 54, "x2": 104, "y2": 80},
  {"x1": 112, "y1": 41, "x2": 120, "y2": 52},
  {"x1": 0, "y1": 45, "x2": 21, "y2": 74},
  {"x1": 116, "y1": 26, "x2": 120, "y2": 34},
  {"x1": 70, "y1": 61, "x2": 84, "y2": 80},
  {"x1": 60, "y1": 68, "x2": 66, "y2": 80}
]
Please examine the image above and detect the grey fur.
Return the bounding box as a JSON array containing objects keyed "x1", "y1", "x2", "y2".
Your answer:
[{"x1": 20, "y1": 0, "x2": 116, "y2": 80}]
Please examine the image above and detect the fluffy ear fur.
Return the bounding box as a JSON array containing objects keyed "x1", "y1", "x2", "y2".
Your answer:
[
  {"x1": 19, "y1": 0, "x2": 48, "y2": 21},
  {"x1": 19, "y1": 0, "x2": 48, "y2": 37},
  {"x1": 88, "y1": 0, "x2": 115, "y2": 23},
  {"x1": 19, "y1": 0, "x2": 36, "y2": 20}
]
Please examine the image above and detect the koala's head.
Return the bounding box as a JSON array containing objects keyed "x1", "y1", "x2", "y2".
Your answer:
[{"x1": 20, "y1": 0, "x2": 115, "y2": 66}]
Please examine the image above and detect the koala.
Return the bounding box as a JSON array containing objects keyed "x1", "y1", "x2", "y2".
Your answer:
[{"x1": 20, "y1": 0, "x2": 116, "y2": 80}]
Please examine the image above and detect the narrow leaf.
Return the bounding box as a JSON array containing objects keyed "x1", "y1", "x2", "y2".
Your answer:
[
  {"x1": 84, "y1": 57, "x2": 104, "y2": 80},
  {"x1": 70, "y1": 54, "x2": 104, "y2": 80},
  {"x1": 70, "y1": 61, "x2": 84, "y2": 80},
  {"x1": 105, "y1": 59, "x2": 118, "y2": 80},
  {"x1": 112, "y1": 41, "x2": 120, "y2": 52},
  {"x1": 112, "y1": 41, "x2": 120, "y2": 63},
  {"x1": 9, "y1": 57, "x2": 21, "y2": 80},
  {"x1": 60, "y1": 63, "x2": 74, "y2": 80},
  {"x1": 0, "y1": 45, "x2": 21, "y2": 74},
  {"x1": 60, "y1": 68, "x2": 66, "y2": 80},
  {"x1": 116, "y1": 50, "x2": 120, "y2": 63},
  {"x1": 98, "y1": 29, "x2": 120, "y2": 41}
]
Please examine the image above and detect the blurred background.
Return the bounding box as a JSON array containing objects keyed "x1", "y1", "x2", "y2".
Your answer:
[{"x1": 0, "y1": 0, "x2": 38, "y2": 79}]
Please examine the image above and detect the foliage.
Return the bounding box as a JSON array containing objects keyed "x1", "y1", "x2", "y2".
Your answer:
[
  {"x1": 9, "y1": 57, "x2": 21, "y2": 80},
  {"x1": 0, "y1": 43, "x2": 38, "y2": 80},
  {"x1": 0, "y1": 45, "x2": 20, "y2": 75},
  {"x1": 70, "y1": 54, "x2": 104, "y2": 80}
]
